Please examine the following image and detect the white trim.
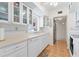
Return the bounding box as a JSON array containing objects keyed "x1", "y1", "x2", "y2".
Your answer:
[
  {"x1": 68, "y1": 47, "x2": 73, "y2": 57},
  {"x1": 0, "y1": 20, "x2": 8, "y2": 23}
]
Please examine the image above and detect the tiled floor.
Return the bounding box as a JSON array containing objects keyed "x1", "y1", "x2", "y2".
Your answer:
[{"x1": 39, "y1": 40, "x2": 70, "y2": 57}]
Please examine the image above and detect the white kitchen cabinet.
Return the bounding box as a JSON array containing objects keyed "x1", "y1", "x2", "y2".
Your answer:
[
  {"x1": 0, "y1": 2, "x2": 30, "y2": 25},
  {"x1": 13, "y1": 2, "x2": 27, "y2": 25},
  {"x1": 28, "y1": 37, "x2": 42, "y2": 57},
  {"x1": 12, "y1": 2, "x2": 33, "y2": 25},
  {"x1": 43, "y1": 16, "x2": 50, "y2": 27},
  {"x1": 6, "y1": 46, "x2": 27, "y2": 57},
  {"x1": 0, "y1": 2, "x2": 8, "y2": 21},
  {"x1": 32, "y1": 14, "x2": 40, "y2": 32},
  {"x1": 22, "y1": 3, "x2": 27, "y2": 24},
  {"x1": 73, "y1": 38, "x2": 79, "y2": 57},
  {"x1": 12, "y1": 2, "x2": 21, "y2": 24},
  {"x1": 0, "y1": 40, "x2": 27, "y2": 57},
  {"x1": 0, "y1": 2, "x2": 10, "y2": 23},
  {"x1": 0, "y1": 33, "x2": 49, "y2": 57},
  {"x1": 0, "y1": 47, "x2": 6, "y2": 56},
  {"x1": 28, "y1": 9, "x2": 32, "y2": 25},
  {"x1": 42, "y1": 35, "x2": 49, "y2": 49},
  {"x1": 28, "y1": 34, "x2": 49, "y2": 57},
  {"x1": 0, "y1": 2, "x2": 42, "y2": 29}
]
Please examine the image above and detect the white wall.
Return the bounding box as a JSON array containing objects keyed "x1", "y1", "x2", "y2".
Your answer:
[
  {"x1": 47, "y1": 7, "x2": 69, "y2": 17},
  {"x1": 47, "y1": 6, "x2": 69, "y2": 45}
]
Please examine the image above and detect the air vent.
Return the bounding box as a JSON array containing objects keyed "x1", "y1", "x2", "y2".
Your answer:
[{"x1": 58, "y1": 11, "x2": 62, "y2": 14}]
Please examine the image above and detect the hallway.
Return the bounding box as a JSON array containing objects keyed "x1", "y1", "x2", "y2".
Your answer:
[{"x1": 39, "y1": 40, "x2": 70, "y2": 57}]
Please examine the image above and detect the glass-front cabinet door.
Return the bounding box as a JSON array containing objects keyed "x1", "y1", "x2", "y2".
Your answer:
[
  {"x1": 22, "y1": 4, "x2": 27, "y2": 24},
  {"x1": 13, "y1": 2, "x2": 20, "y2": 23},
  {"x1": 0, "y1": 2, "x2": 8, "y2": 21},
  {"x1": 43, "y1": 16, "x2": 50, "y2": 27},
  {"x1": 29, "y1": 9, "x2": 32, "y2": 24}
]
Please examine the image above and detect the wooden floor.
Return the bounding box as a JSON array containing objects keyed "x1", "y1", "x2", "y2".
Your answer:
[{"x1": 39, "y1": 40, "x2": 70, "y2": 57}]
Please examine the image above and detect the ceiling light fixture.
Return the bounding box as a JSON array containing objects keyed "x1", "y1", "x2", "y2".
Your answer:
[
  {"x1": 49, "y1": 2, "x2": 58, "y2": 7},
  {"x1": 53, "y1": 2, "x2": 58, "y2": 7}
]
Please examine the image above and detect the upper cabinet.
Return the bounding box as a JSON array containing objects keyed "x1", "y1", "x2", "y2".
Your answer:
[
  {"x1": 12, "y1": 2, "x2": 28, "y2": 25},
  {"x1": 22, "y1": 4, "x2": 27, "y2": 24},
  {"x1": 29, "y1": 9, "x2": 32, "y2": 24},
  {"x1": 13, "y1": 2, "x2": 20, "y2": 23},
  {"x1": 43, "y1": 16, "x2": 50, "y2": 27},
  {"x1": 0, "y1": 2, "x2": 8, "y2": 22},
  {"x1": 0, "y1": 2, "x2": 43, "y2": 31},
  {"x1": 32, "y1": 13, "x2": 41, "y2": 31}
]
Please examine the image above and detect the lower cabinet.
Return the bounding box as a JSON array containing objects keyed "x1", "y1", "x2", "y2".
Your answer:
[
  {"x1": 28, "y1": 34, "x2": 49, "y2": 57},
  {"x1": 73, "y1": 38, "x2": 79, "y2": 56},
  {"x1": 0, "y1": 34, "x2": 49, "y2": 57},
  {"x1": 0, "y1": 40, "x2": 27, "y2": 57},
  {"x1": 6, "y1": 47, "x2": 27, "y2": 57}
]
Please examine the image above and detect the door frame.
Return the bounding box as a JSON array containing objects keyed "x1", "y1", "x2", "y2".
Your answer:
[{"x1": 53, "y1": 15, "x2": 67, "y2": 44}]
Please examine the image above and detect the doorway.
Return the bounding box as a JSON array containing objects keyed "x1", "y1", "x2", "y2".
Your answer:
[{"x1": 53, "y1": 16, "x2": 67, "y2": 44}]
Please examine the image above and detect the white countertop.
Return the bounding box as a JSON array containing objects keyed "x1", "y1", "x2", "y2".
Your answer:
[{"x1": 0, "y1": 31, "x2": 48, "y2": 48}]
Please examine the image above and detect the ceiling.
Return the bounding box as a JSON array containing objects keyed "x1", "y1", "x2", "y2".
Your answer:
[
  {"x1": 23, "y1": 2, "x2": 79, "y2": 13},
  {"x1": 39, "y1": 2, "x2": 69, "y2": 11},
  {"x1": 23, "y1": 2, "x2": 37, "y2": 9}
]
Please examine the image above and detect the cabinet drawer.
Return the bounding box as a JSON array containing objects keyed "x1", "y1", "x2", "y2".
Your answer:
[
  {"x1": 0, "y1": 47, "x2": 6, "y2": 56},
  {"x1": 5, "y1": 46, "x2": 27, "y2": 57},
  {"x1": 28, "y1": 38, "x2": 42, "y2": 57},
  {"x1": 0, "y1": 41, "x2": 27, "y2": 57}
]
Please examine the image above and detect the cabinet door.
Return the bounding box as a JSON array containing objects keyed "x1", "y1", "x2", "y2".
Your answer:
[
  {"x1": 40, "y1": 35, "x2": 49, "y2": 51},
  {"x1": 73, "y1": 39, "x2": 79, "y2": 56},
  {"x1": 14, "y1": 41, "x2": 27, "y2": 57},
  {"x1": 6, "y1": 46, "x2": 27, "y2": 57},
  {"x1": 1, "y1": 40, "x2": 27, "y2": 57},
  {"x1": 0, "y1": 47, "x2": 7, "y2": 56},
  {"x1": 13, "y1": 2, "x2": 20, "y2": 23},
  {"x1": 28, "y1": 35, "x2": 49, "y2": 57},
  {"x1": 28, "y1": 37, "x2": 42, "y2": 57},
  {"x1": 22, "y1": 4, "x2": 27, "y2": 24},
  {"x1": 29, "y1": 9, "x2": 32, "y2": 24},
  {"x1": 0, "y1": 2, "x2": 8, "y2": 21}
]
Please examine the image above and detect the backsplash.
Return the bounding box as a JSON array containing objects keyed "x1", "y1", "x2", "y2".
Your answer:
[{"x1": 0, "y1": 24, "x2": 27, "y2": 35}]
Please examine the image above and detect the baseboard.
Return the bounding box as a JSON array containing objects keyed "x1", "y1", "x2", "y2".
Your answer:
[
  {"x1": 48, "y1": 42, "x2": 54, "y2": 45},
  {"x1": 68, "y1": 48, "x2": 72, "y2": 57}
]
